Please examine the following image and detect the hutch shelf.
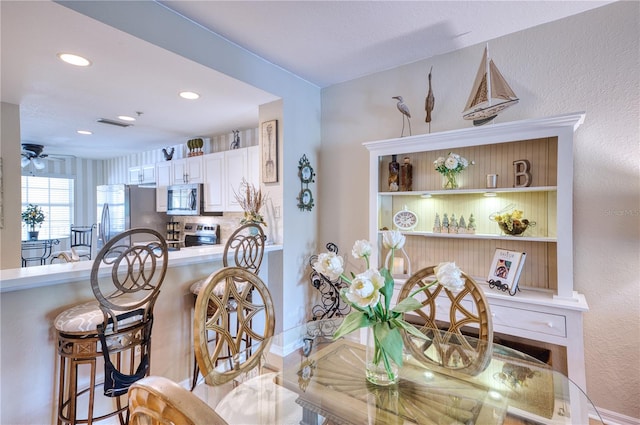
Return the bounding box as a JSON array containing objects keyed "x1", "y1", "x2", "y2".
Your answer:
[{"x1": 364, "y1": 112, "x2": 589, "y2": 388}]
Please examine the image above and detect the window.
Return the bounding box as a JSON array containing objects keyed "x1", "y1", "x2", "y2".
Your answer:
[{"x1": 21, "y1": 176, "x2": 74, "y2": 239}]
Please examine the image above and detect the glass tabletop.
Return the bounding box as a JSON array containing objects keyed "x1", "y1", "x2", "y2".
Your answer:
[{"x1": 199, "y1": 318, "x2": 602, "y2": 425}]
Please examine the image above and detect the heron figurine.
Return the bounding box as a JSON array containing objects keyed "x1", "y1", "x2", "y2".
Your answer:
[
  {"x1": 425, "y1": 67, "x2": 435, "y2": 132},
  {"x1": 392, "y1": 96, "x2": 412, "y2": 137}
]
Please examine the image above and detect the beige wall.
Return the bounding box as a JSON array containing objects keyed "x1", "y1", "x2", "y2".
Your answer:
[
  {"x1": 0, "y1": 102, "x2": 22, "y2": 269},
  {"x1": 320, "y1": 2, "x2": 639, "y2": 420}
]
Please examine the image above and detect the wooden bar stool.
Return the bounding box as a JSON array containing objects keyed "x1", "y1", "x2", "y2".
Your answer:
[{"x1": 54, "y1": 228, "x2": 168, "y2": 424}]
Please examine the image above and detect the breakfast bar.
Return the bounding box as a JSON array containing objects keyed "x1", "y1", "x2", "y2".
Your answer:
[{"x1": 0, "y1": 244, "x2": 283, "y2": 424}]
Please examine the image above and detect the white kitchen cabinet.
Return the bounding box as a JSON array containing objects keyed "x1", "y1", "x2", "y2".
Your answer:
[
  {"x1": 202, "y1": 146, "x2": 260, "y2": 212},
  {"x1": 224, "y1": 148, "x2": 248, "y2": 212},
  {"x1": 247, "y1": 145, "x2": 259, "y2": 187},
  {"x1": 128, "y1": 164, "x2": 155, "y2": 185},
  {"x1": 203, "y1": 152, "x2": 225, "y2": 212},
  {"x1": 364, "y1": 112, "x2": 590, "y2": 389},
  {"x1": 171, "y1": 156, "x2": 203, "y2": 184},
  {"x1": 155, "y1": 161, "x2": 172, "y2": 212}
]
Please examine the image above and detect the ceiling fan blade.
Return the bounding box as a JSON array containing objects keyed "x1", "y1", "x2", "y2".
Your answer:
[
  {"x1": 21, "y1": 157, "x2": 30, "y2": 168},
  {"x1": 33, "y1": 158, "x2": 46, "y2": 170}
]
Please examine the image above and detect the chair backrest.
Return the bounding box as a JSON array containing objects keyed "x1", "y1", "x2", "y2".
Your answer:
[
  {"x1": 223, "y1": 223, "x2": 266, "y2": 273},
  {"x1": 129, "y1": 376, "x2": 228, "y2": 425},
  {"x1": 70, "y1": 224, "x2": 96, "y2": 259},
  {"x1": 91, "y1": 227, "x2": 168, "y2": 325},
  {"x1": 397, "y1": 266, "x2": 493, "y2": 375},
  {"x1": 91, "y1": 228, "x2": 168, "y2": 396},
  {"x1": 194, "y1": 267, "x2": 275, "y2": 386}
]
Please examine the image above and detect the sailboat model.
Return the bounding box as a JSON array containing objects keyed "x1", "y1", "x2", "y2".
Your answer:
[{"x1": 463, "y1": 45, "x2": 519, "y2": 126}]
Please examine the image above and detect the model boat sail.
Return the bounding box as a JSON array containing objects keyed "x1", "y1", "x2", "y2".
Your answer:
[{"x1": 463, "y1": 45, "x2": 519, "y2": 125}]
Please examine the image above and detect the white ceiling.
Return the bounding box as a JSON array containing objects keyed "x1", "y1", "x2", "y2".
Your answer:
[{"x1": 1, "y1": 1, "x2": 612, "y2": 160}]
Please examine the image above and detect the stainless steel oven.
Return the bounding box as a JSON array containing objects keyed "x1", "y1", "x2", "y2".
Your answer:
[{"x1": 183, "y1": 222, "x2": 220, "y2": 247}]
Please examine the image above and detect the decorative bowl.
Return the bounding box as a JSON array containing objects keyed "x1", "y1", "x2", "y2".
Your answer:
[{"x1": 499, "y1": 219, "x2": 531, "y2": 236}]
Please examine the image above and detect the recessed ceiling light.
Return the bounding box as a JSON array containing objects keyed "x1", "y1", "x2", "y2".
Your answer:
[
  {"x1": 179, "y1": 91, "x2": 200, "y2": 100},
  {"x1": 77, "y1": 130, "x2": 92, "y2": 135},
  {"x1": 57, "y1": 53, "x2": 91, "y2": 67},
  {"x1": 118, "y1": 115, "x2": 136, "y2": 122}
]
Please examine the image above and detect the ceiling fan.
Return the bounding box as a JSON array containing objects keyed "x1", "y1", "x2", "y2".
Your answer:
[{"x1": 21, "y1": 143, "x2": 53, "y2": 170}]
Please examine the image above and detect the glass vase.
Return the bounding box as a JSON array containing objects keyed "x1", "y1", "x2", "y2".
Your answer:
[
  {"x1": 442, "y1": 171, "x2": 459, "y2": 189},
  {"x1": 365, "y1": 327, "x2": 399, "y2": 386}
]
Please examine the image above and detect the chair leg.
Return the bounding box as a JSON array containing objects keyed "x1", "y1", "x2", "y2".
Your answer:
[
  {"x1": 58, "y1": 356, "x2": 96, "y2": 425},
  {"x1": 190, "y1": 356, "x2": 200, "y2": 391},
  {"x1": 87, "y1": 359, "x2": 96, "y2": 425}
]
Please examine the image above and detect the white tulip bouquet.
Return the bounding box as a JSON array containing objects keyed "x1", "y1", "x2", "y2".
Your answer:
[{"x1": 313, "y1": 230, "x2": 465, "y2": 381}]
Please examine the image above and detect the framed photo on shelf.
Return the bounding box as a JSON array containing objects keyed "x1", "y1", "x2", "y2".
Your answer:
[
  {"x1": 487, "y1": 248, "x2": 526, "y2": 295},
  {"x1": 261, "y1": 119, "x2": 278, "y2": 183}
]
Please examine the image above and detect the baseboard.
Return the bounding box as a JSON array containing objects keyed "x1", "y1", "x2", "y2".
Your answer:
[{"x1": 593, "y1": 406, "x2": 640, "y2": 425}]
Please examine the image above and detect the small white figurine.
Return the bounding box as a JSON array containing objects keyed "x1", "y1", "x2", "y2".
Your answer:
[{"x1": 433, "y1": 213, "x2": 442, "y2": 233}]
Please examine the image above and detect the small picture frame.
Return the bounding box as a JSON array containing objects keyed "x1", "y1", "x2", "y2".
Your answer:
[
  {"x1": 261, "y1": 119, "x2": 278, "y2": 183},
  {"x1": 487, "y1": 248, "x2": 526, "y2": 296}
]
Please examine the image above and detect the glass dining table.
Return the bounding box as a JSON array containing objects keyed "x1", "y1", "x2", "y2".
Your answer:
[{"x1": 194, "y1": 318, "x2": 603, "y2": 425}]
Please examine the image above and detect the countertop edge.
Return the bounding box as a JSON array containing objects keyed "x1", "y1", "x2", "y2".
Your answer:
[{"x1": 0, "y1": 244, "x2": 283, "y2": 293}]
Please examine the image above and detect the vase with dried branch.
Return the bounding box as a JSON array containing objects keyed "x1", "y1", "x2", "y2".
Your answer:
[{"x1": 233, "y1": 179, "x2": 268, "y2": 227}]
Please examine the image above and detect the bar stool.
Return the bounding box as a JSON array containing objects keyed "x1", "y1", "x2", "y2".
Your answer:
[
  {"x1": 189, "y1": 222, "x2": 266, "y2": 390},
  {"x1": 54, "y1": 228, "x2": 168, "y2": 424}
]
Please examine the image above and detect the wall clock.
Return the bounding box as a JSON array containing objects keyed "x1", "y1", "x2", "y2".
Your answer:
[
  {"x1": 297, "y1": 154, "x2": 315, "y2": 211},
  {"x1": 393, "y1": 207, "x2": 418, "y2": 231}
]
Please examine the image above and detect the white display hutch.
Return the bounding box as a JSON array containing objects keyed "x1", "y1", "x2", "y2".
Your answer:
[{"x1": 364, "y1": 112, "x2": 589, "y2": 389}]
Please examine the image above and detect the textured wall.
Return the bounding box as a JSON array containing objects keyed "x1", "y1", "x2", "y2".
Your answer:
[{"x1": 320, "y1": 2, "x2": 639, "y2": 420}]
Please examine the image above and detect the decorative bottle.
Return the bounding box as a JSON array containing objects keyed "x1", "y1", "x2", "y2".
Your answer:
[
  {"x1": 400, "y1": 156, "x2": 412, "y2": 191},
  {"x1": 388, "y1": 155, "x2": 399, "y2": 192}
]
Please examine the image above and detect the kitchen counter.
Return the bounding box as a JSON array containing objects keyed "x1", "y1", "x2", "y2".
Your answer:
[{"x1": 0, "y1": 243, "x2": 283, "y2": 293}]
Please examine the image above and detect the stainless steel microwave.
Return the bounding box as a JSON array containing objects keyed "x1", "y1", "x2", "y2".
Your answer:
[{"x1": 166, "y1": 183, "x2": 203, "y2": 216}]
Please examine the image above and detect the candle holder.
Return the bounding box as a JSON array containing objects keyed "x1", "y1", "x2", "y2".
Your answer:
[{"x1": 384, "y1": 247, "x2": 411, "y2": 279}]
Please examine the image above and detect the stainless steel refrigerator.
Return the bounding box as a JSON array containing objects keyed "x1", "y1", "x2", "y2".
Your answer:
[{"x1": 97, "y1": 184, "x2": 168, "y2": 249}]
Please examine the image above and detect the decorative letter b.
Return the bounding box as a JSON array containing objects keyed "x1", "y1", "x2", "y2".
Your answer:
[{"x1": 513, "y1": 159, "x2": 532, "y2": 187}]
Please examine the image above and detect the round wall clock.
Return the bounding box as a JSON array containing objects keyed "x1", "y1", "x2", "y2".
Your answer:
[
  {"x1": 300, "y1": 164, "x2": 314, "y2": 183},
  {"x1": 393, "y1": 207, "x2": 418, "y2": 231},
  {"x1": 299, "y1": 188, "x2": 314, "y2": 209}
]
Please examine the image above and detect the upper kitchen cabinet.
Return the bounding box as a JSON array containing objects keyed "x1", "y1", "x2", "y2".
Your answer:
[
  {"x1": 202, "y1": 146, "x2": 259, "y2": 212},
  {"x1": 128, "y1": 164, "x2": 155, "y2": 185},
  {"x1": 155, "y1": 162, "x2": 172, "y2": 212},
  {"x1": 172, "y1": 156, "x2": 203, "y2": 184},
  {"x1": 203, "y1": 152, "x2": 225, "y2": 212},
  {"x1": 225, "y1": 146, "x2": 259, "y2": 212}
]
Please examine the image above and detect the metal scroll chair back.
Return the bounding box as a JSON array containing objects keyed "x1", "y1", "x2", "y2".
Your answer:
[
  {"x1": 397, "y1": 266, "x2": 493, "y2": 375},
  {"x1": 54, "y1": 228, "x2": 167, "y2": 425},
  {"x1": 70, "y1": 224, "x2": 96, "y2": 260},
  {"x1": 223, "y1": 222, "x2": 266, "y2": 272},
  {"x1": 129, "y1": 376, "x2": 228, "y2": 425},
  {"x1": 194, "y1": 267, "x2": 275, "y2": 386},
  {"x1": 92, "y1": 228, "x2": 168, "y2": 397}
]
